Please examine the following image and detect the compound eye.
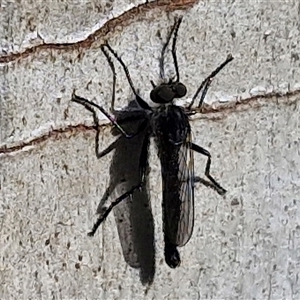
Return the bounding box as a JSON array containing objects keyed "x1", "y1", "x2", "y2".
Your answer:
[
  {"x1": 174, "y1": 83, "x2": 187, "y2": 98},
  {"x1": 150, "y1": 89, "x2": 156, "y2": 102},
  {"x1": 151, "y1": 85, "x2": 174, "y2": 103}
]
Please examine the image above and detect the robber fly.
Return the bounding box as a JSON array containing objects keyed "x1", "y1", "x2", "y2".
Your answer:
[
  {"x1": 100, "y1": 17, "x2": 232, "y2": 268},
  {"x1": 72, "y1": 16, "x2": 233, "y2": 269},
  {"x1": 147, "y1": 17, "x2": 232, "y2": 268}
]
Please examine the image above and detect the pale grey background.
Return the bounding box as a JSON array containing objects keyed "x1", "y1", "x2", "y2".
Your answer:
[{"x1": 1, "y1": 0, "x2": 300, "y2": 299}]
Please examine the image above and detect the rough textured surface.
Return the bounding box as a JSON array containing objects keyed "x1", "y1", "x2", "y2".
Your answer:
[{"x1": 1, "y1": 0, "x2": 300, "y2": 299}]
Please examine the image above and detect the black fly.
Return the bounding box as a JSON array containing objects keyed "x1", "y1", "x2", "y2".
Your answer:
[
  {"x1": 148, "y1": 17, "x2": 233, "y2": 268},
  {"x1": 72, "y1": 16, "x2": 233, "y2": 269}
]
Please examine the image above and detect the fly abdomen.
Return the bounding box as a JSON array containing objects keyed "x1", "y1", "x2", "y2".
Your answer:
[
  {"x1": 161, "y1": 155, "x2": 182, "y2": 241},
  {"x1": 164, "y1": 241, "x2": 181, "y2": 268}
]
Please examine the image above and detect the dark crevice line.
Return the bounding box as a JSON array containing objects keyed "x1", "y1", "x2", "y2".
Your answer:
[
  {"x1": 192, "y1": 89, "x2": 300, "y2": 118},
  {"x1": 0, "y1": 0, "x2": 198, "y2": 63},
  {"x1": 1, "y1": 89, "x2": 299, "y2": 156},
  {"x1": 0, "y1": 124, "x2": 106, "y2": 155}
]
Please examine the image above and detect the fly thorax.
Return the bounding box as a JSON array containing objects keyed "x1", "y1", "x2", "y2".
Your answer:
[{"x1": 152, "y1": 105, "x2": 190, "y2": 146}]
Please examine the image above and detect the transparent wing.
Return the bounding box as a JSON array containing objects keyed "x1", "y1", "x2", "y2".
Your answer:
[
  {"x1": 176, "y1": 132, "x2": 195, "y2": 246},
  {"x1": 162, "y1": 132, "x2": 195, "y2": 247}
]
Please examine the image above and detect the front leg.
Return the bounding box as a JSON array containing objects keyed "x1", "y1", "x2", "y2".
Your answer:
[{"x1": 72, "y1": 92, "x2": 134, "y2": 138}]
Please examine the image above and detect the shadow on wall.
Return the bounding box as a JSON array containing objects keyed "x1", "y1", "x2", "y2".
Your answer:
[{"x1": 82, "y1": 98, "x2": 155, "y2": 285}]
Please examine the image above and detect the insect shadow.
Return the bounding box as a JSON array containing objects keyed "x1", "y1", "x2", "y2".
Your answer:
[{"x1": 72, "y1": 56, "x2": 155, "y2": 283}]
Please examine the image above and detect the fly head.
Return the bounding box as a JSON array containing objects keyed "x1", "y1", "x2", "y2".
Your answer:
[{"x1": 150, "y1": 81, "x2": 187, "y2": 104}]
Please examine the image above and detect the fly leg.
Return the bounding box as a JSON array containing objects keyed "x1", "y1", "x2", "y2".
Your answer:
[
  {"x1": 72, "y1": 42, "x2": 138, "y2": 138},
  {"x1": 194, "y1": 176, "x2": 226, "y2": 195},
  {"x1": 102, "y1": 43, "x2": 152, "y2": 111},
  {"x1": 170, "y1": 17, "x2": 183, "y2": 82},
  {"x1": 73, "y1": 40, "x2": 150, "y2": 137},
  {"x1": 158, "y1": 16, "x2": 183, "y2": 81},
  {"x1": 72, "y1": 93, "x2": 150, "y2": 145},
  {"x1": 187, "y1": 54, "x2": 233, "y2": 110},
  {"x1": 72, "y1": 92, "x2": 135, "y2": 138},
  {"x1": 190, "y1": 143, "x2": 226, "y2": 195}
]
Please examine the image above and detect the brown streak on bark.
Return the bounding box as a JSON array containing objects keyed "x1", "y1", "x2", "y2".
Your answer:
[
  {"x1": 1, "y1": 89, "x2": 299, "y2": 156},
  {"x1": 192, "y1": 89, "x2": 300, "y2": 119},
  {"x1": 0, "y1": 0, "x2": 198, "y2": 63},
  {"x1": 0, "y1": 124, "x2": 105, "y2": 155}
]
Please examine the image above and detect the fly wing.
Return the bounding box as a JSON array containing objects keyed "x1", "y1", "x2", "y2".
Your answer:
[
  {"x1": 162, "y1": 132, "x2": 195, "y2": 247},
  {"x1": 175, "y1": 132, "x2": 195, "y2": 246}
]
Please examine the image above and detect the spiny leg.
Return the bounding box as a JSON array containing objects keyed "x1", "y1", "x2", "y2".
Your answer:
[
  {"x1": 159, "y1": 17, "x2": 182, "y2": 81},
  {"x1": 190, "y1": 142, "x2": 226, "y2": 195},
  {"x1": 171, "y1": 16, "x2": 183, "y2": 83},
  {"x1": 72, "y1": 92, "x2": 134, "y2": 138},
  {"x1": 102, "y1": 43, "x2": 151, "y2": 111},
  {"x1": 159, "y1": 20, "x2": 176, "y2": 80},
  {"x1": 194, "y1": 176, "x2": 225, "y2": 196},
  {"x1": 88, "y1": 182, "x2": 144, "y2": 236},
  {"x1": 187, "y1": 54, "x2": 234, "y2": 110},
  {"x1": 72, "y1": 94, "x2": 121, "y2": 158}
]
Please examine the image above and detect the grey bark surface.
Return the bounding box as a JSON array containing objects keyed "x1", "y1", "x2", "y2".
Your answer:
[{"x1": 1, "y1": 0, "x2": 300, "y2": 299}]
